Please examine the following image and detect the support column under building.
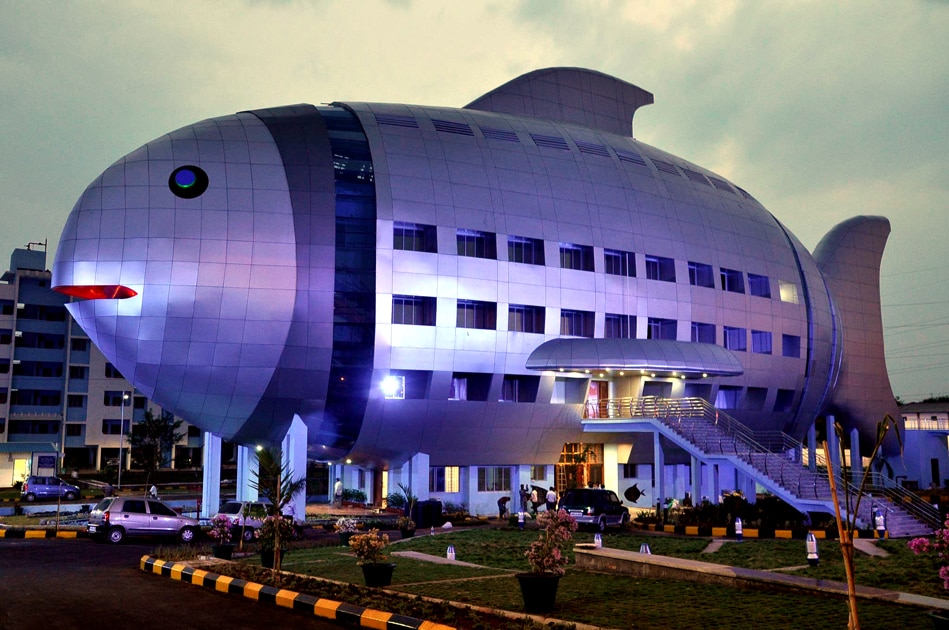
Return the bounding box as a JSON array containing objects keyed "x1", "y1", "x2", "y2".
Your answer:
[
  {"x1": 236, "y1": 445, "x2": 258, "y2": 501},
  {"x1": 282, "y1": 415, "x2": 308, "y2": 518},
  {"x1": 653, "y1": 432, "x2": 665, "y2": 510},
  {"x1": 808, "y1": 423, "x2": 818, "y2": 472},
  {"x1": 850, "y1": 428, "x2": 863, "y2": 485},
  {"x1": 690, "y1": 455, "x2": 701, "y2": 503},
  {"x1": 826, "y1": 415, "x2": 841, "y2": 473},
  {"x1": 201, "y1": 432, "x2": 222, "y2": 519}
]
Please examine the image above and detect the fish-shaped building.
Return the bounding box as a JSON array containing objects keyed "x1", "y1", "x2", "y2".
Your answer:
[{"x1": 52, "y1": 68, "x2": 900, "y2": 515}]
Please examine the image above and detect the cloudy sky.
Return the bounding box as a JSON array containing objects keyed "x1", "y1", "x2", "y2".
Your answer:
[{"x1": 1, "y1": 0, "x2": 946, "y2": 401}]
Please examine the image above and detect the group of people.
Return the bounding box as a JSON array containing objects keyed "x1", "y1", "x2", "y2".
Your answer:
[{"x1": 497, "y1": 485, "x2": 559, "y2": 519}]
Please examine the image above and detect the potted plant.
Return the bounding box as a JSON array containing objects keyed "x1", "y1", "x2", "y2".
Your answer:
[
  {"x1": 396, "y1": 515, "x2": 416, "y2": 538},
  {"x1": 517, "y1": 509, "x2": 578, "y2": 613},
  {"x1": 256, "y1": 514, "x2": 295, "y2": 569},
  {"x1": 349, "y1": 528, "x2": 395, "y2": 587},
  {"x1": 334, "y1": 517, "x2": 359, "y2": 546},
  {"x1": 208, "y1": 513, "x2": 235, "y2": 560}
]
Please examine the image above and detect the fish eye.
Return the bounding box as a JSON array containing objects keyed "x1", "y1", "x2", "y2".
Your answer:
[{"x1": 168, "y1": 165, "x2": 209, "y2": 199}]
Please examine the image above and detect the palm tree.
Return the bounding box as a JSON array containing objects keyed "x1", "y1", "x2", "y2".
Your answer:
[{"x1": 249, "y1": 447, "x2": 306, "y2": 571}]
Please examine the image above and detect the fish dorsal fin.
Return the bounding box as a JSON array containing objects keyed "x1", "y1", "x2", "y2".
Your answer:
[{"x1": 464, "y1": 67, "x2": 653, "y2": 138}]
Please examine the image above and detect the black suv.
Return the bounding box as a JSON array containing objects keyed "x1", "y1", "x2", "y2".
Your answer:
[{"x1": 558, "y1": 488, "x2": 629, "y2": 532}]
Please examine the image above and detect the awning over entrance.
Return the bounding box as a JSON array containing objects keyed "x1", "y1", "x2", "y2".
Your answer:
[{"x1": 525, "y1": 338, "x2": 743, "y2": 377}]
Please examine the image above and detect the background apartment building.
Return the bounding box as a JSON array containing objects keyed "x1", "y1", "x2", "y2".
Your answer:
[{"x1": 0, "y1": 245, "x2": 203, "y2": 486}]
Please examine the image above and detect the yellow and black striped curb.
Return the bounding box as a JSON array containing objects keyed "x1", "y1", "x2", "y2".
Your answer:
[
  {"x1": 633, "y1": 523, "x2": 889, "y2": 539},
  {"x1": 0, "y1": 527, "x2": 83, "y2": 539},
  {"x1": 139, "y1": 556, "x2": 455, "y2": 630}
]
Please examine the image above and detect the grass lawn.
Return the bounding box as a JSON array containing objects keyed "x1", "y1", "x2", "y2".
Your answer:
[{"x1": 213, "y1": 527, "x2": 946, "y2": 629}]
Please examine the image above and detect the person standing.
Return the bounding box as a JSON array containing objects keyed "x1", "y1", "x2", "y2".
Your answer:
[
  {"x1": 545, "y1": 487, "x2": 558, "y2": 512},
  {"x1": 529, "y1": 487, "x2": 539, "y2": 515},
  {"x1": 333, "y1": 477, "x2": 343, "y2": 507}
]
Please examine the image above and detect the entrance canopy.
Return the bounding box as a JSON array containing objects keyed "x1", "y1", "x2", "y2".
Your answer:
[{"x1": 525, "y1": 339, "x2": 743, "y2": 378}]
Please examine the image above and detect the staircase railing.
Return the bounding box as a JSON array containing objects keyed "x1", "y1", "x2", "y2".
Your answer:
[{"x1": 584, "y1": 396, "x2": 938, "y2": 528}]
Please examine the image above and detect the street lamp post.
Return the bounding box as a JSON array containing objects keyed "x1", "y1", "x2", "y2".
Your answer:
[{"x1": 117, "y1": 392, "x2": 129, "y2": 489}]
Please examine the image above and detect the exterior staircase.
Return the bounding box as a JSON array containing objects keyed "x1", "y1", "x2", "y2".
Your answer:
[{"x1": 582, "y1": 396, "x2": 938, "y2": 538}]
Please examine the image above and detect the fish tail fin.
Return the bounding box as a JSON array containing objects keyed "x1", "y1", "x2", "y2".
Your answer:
[{"x1": 813, "y1": 216, "x2": 900, "y2": 452}]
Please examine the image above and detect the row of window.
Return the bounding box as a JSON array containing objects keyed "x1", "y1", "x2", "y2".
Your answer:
[
  {"x1": 392, "y1": 296, "x2": 802, "y2": 357},
  {"x1": 384, "y1": 371, "x2": 541, "y2": 403},
  {"x1": 394, "y1": 222, "x2": 790, "y2": 300}
]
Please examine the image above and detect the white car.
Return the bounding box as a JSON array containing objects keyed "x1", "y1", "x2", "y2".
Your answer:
[{"x1": 213, "y1": 500, "x2": 298, "y2": 542}]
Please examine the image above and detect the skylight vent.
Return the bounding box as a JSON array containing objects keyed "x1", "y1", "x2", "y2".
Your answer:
[{"x1": 375, "y1": 114, "x2": 419, "y2": 129}]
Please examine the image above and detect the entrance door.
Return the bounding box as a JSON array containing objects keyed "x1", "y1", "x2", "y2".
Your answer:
[{"x1": 587, "y1": 380, "x2": 609, "y2": 417}]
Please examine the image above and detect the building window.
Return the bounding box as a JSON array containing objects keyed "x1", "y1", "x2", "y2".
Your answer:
[
  {"x1": 531, "y1": 465, "x2": 547, "y2": 481},
  {"x1": 394, "y1": 221, "x2": 437, "y2": 253},
  {"x1": 65, "y1": 424, "x2": 83, "y2": 437},
  {"x1": 382, "y1": 371, "x2": 430, "y2": 399},
  {"x1": 449, "y1": 372, "x2": 492, "y2": 401},
  {"x1": 104, "y1": 363, "x2": 123, "y2": 379},
  {"x1": 392, "y1": 295, "x2": 435, "y2": 326},
  {"x1": 67, "y1": 394, "x2": 85, "y2": 408},
  {"x1": 71, "y1": 338, "x2": 90, "y2": 352},
  {"x1": 715, "y1": 386, "x2": 741, "y2": 409},
  {"x1": 605, "y1": 314, "x2": 635, "y2": 339},
  {"x1": 723, "y1": 326, "x2": 747, "y2": 351},
  {"x1": 720, "y1": 268, "x2": 745, "y2": 293},
  {"x1": 688, "y1": 261, "x2": 715, "y2": 288},
  {"x1": 104, "y1": 391, "x2": 131, "y2": 406},
  {"x1": 743, "y1": 387, "x2": 767, "y2": 410},
  {"x1": 69, "y1": 365, "x2": 88, "y2": 380},
  {"x1": 751, "y1": 330, "x2": 772, "y2": 354},
  {"x1": 509, "y1": 304, "x2": 545, "y2": 333},
  {"x1": 748, "y1": 273, "x2": 771, "y2": 298},
  {"x1": 457, "y1": 300, "x2": 497, "y2": 329},
  {"x1": 0, "y1": 329, "x2": 12, "y2": 345},
  {"x1": 691, "y1": 322, "x2": 715, "y2": 344},
  {"x1": 647, "y1": 317, "x2": 677, "y2": 340},
  {"x1": 559, "y1": 243, "x2": 595, "y2": 271},
  {"x1": 779, "y1": 280, "x2": 799, "y2": 304},
  {"x1": 560, "y1": 309, "x2": 594, "y2": 337},
  {"x1": 457, "y1": 229, "x2": 497, "y2": 259},
  {"x1": 430, "y1": 466, "x2": 461, "y2": 493},
  {"x1": 773, "y1": 389, "x2": 795, "y2": 412},
  {"x1": 478, "y1": 466, "x2": 511, "y2": 492},
  {"x1": 500, "y1": 375, "x2": 539, "y2": 402},
  {"x1": 604, "y1": 249, "x2": 635, "y2": 277},
  {"x1": 508, "y1": 236, "x2": 545, "y2": 265},
  {"x1": 782, "y1": 334, "x2": 801, "y2": 358},
  {"x1": 645, "y1": 255, "x2": 676, "y2": 282},
  {"x1": 621, "y1": 463, "x2": 637, "y2": 479},
  {"x1": 102, "y1": 418, "x2": 130, "y2": 435}
]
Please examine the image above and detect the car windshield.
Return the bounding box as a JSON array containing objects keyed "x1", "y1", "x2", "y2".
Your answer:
[
  {"x1": 563, "y1": 490, "x2": 598, "y2": 504},
  {"x1": 92, "y1": 498, "x2": 115, "y2": 511},
  {"x1": 217, "y1": 502, "x2": 244, "y2": 515}
]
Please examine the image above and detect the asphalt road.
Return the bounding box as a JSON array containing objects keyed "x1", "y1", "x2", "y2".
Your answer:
[{"x1": 0, "y1": 537, "x2": 341, "y2": 630}]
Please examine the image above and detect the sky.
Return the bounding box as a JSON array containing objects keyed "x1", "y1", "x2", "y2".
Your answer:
[{"x1": 0, "y1": 0, "x2": 946, "y2": 401}]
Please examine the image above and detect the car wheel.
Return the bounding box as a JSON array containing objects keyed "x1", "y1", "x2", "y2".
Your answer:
[
  {"x1": 24, "y1": 493, "x2": 36, "y2": 502},
  {"x1": 64, "y1": 491, "x2": 78, "y2": 501},
  {"x1": 179, "y1": 526, "x2": 197, "y2": 544},
  {"x1": 107, "y1": 527, "x2": 125, "y2": 544},
  {"x1": 596, "y1": 516, "x2": 607, "y2": 533}
]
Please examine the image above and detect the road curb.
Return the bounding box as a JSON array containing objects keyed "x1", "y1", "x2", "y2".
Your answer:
[{"x1": 139, "y1": 555, "x2": 456, "y2": 630}]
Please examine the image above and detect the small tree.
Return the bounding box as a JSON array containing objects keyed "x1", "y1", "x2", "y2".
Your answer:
[
  {"x1": 249, "y1": 447, "x2": 306, "y2": 571},
  {"x1": 128, "y1": 409, "x2": 184, "y2": 485},
  {"x1": 822, "y1": 414, "x2": 900, "y2": 630}
]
